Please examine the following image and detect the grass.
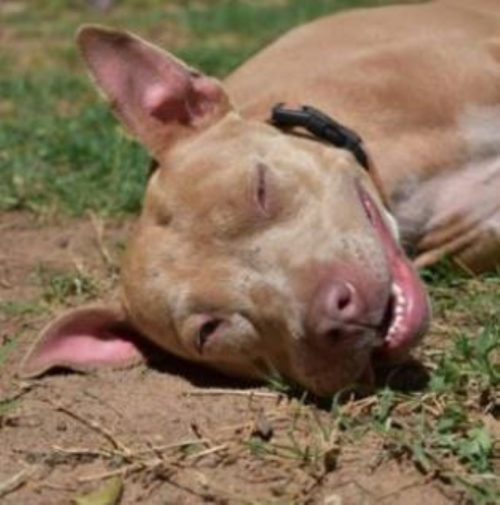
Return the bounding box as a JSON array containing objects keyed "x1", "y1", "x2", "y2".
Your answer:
[
  {"x1": 36, "y1": 266, "x2": 100, "y2": 305},
  {"x1": 0, "y1": 0, "x2": 498, "y2": 503},
  {"x1": 0, "y1": 301, "x2": 46, "y2": 318},
  {"x1": 0, "y1": 0, "x2": 404, "y2": 216},
  {"x1": 254, "y1": 323, "x2": 499, "y2": 503},
  {"x1": 257, "y1": 265, "x2": 499, "y2": 503}
]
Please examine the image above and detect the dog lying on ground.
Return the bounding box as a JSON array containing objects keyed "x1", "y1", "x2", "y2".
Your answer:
[{"x1": 21, "y1": 0, "x2": 500, "y2": 395}]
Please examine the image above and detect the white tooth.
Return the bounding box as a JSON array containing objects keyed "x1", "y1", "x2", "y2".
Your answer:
[{"x1": 385, "y1": 283, "x2": 410, "y2": 343}]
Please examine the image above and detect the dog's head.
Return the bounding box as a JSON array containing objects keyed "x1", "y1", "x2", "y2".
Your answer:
[{"x1": 21, "y1": 27, "x2": 430, "y2": 395}]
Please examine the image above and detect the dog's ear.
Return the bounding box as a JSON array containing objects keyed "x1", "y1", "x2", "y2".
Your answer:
[
  {"x1": 77, "y1": 25, "x2": 233, "y2": 156},
  {"x1": 20, "y1": 304, "x2": 145, "y2": 378}
]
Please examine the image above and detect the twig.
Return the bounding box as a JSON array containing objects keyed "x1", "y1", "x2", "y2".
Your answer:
[
  {"x1": 88, "y1": 211, "x2": 116, "y2": 270},
  {"x1": 0, "y1": 382, "x2": 36, "y2": 404},
  {"x1": 77, "y1": 464, "x2": 142, "y2": 483},
  {"x1": 36, "y1": 480, "x2": 77, "y2": 492},
  {"x1": 189, "y1": 469, "x2": 256, "y2": 505},
  {"x1": 134, "y1": 438, "x2": 209, "y2": 456},
  {"x1": 51, "y1": 402, "x2": 132, "y2": 455},
  {"x1": 77, "y1": 457, "x2": 166, "y2": 483},
  {"x1": 52, "y1": 445, "x2": 114, "y2": 459},
  {"x1": 378, "y1": 476, "x2": 430, "y2": 501},
  {"x1": 188, "y1": 444, "x2": 228, "y2": 460},
  {"x1": 83, "y1": 390, "x2": 131, "y2": 422},
  {"x1": 0, "y1": 276, "x2": 12, "y2": 289},
  {"x1": 0, "y1": 467, "x2": 36, "y2": 498},
  {"x1": 183, "y1": 389, "x2": 282, "y2": 399}
]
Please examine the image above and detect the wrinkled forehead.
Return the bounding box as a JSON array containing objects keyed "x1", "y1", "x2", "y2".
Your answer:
[
  {"x1": 145, "y1": 115, "x2": 360, "y2": 225},
  {"x1": 143, "y1": 116, "x2": 340, "y2": 235},
  {"x1": 159, "y1": 114, "x2": 334, "y2": 179},
  {"x1": 169, "y1": 115, "x2": 281, "y2": 163}
]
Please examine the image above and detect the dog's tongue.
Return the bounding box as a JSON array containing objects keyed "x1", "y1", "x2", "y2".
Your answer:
[{"x1": 359, "y1": 186, "x2": 430, "y2": 360}]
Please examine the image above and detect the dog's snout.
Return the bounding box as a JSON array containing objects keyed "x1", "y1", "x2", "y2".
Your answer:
[{"x1": 308, "y1": 279, "x2": 365, "y2": 339}]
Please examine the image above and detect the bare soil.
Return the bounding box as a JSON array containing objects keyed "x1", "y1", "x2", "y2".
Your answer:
[{"x1": 0, "y1": 212, "x2": 459, "y2": 504}]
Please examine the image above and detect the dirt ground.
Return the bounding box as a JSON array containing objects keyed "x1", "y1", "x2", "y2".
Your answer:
[{"x1": 0, "y1": 212, "x2": 479, "y2": 504}]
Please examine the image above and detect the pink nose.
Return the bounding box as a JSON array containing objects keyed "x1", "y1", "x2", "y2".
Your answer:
[{"x1": 308, "y1": 280, "x2": 364, "y2": 339}]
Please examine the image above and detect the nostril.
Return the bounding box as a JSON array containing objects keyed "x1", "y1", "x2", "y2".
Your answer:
[
  {"x1": 326, "y1": 281, "x2": 356, "y2": 315},
  {"x1": 337, "y1": 289, "x2": 352, "y2": 311},
  {"x1": 309, "y1": 280, "x2": 363, "y2": 338}
]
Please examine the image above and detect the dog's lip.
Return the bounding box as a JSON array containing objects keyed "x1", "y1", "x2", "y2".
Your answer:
[{"x1": 357, "y1": 183, "x2": 430, "y2": 361}]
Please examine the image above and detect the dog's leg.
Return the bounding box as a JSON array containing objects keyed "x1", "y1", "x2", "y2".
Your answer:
[{"x1": 411, "y1": 157, "x2": 500, "y2": 272}]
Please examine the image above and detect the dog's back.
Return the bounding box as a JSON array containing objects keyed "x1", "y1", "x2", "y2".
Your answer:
[{"x1": 227, "y1": 0, "x2": 500, "y2": 271}]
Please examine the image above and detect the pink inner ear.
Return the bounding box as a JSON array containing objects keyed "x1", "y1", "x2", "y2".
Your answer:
[
  {"x1": 144, "y1": 80, "x2": 193, "y2": 124},
  {"x1": 143, "y1": 74, "x2": 224, "y2": 126},
  {"x1": 22, "y1": 309, "x2": 145, "y2": 377},
  {"x1": 79, "y1": 27, "x2": 231, "y2": 149}
]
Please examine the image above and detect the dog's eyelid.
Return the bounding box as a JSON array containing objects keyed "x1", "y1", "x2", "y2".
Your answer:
[
  {"x1": 196, "y1": 317, "x2": 224, "y2": 353},
  {"x1": 255, "y1": 161, "x2": 272, "y2": 216}
]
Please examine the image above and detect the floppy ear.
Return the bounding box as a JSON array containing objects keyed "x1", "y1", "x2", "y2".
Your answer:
[
  {"x1": 20, "y1": 304, "x2": 145, "y2": 378},
  {"x1": 77, "y1": 25, "x2": 233, "y2": 156}
]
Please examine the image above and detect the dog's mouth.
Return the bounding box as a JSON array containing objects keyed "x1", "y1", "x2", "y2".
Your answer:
[{"x1": 358, "y1": 184, "x2": 430, "y2": 362}]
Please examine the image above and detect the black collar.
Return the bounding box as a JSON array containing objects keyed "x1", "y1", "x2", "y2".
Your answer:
[
  {"x1": 270, "y1": 103, "x2": 369, "y2": 171},
  {"x1": 150, "y1": 104, "x2": 370, "y2": 177}
]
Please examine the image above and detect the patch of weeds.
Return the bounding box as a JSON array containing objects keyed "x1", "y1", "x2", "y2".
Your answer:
[
  {"x1": 247, "y1": 317, "x2": 499, "y2": 503},
  {"x1": 0, "y1": 398, "x2": 19, "y2": 419},
  {"x1": 36, "y1": 266, "x2": 99, "y2": 305},
  {"x1": 421, "y1": 258, "x2": 468, "y2": 286},
  {"x1": 0, "y1": 301, "x2": 47, "y2": 318},
  {"x1": 177, "y1": 45, "x2": 255, "y2": 78},
  {"x1": 0, "y1": 337, "x2": 17, "y2": 368},
  {"x1": 426, "y1": 266, "x2": 499, "y2": 340},
  {"x1": 245, "y1": 395, "x2": 341, "y2": 478},
  {"x1": 0, "y1": 337, "x2": 19, "y2": 416},
  {"x1": 175, "y1": 0, "x2": 406, "y2": 76},
  {"x1": 329, "y1": 331, "x2": 498, "y2": 502},
  {"x1": 247, "y1": 436, "x2": 269, "y2": 458},
  {"x1": 265, "y1": 371, "x2": 296, "y2": 396},
  {"x1": 430, "y1": 328, "x2": 499, "y2": 394},
  {"x1": 0, "y1": 75, "x2": 148, "y2": 215},
  {"x1": 0, "y1": 0, "x2": 411, "y2": 217}
]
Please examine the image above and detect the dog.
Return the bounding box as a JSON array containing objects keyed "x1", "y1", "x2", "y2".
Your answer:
[{"x1": 21, "y1": 0, "x2": 500, "y2": 395}]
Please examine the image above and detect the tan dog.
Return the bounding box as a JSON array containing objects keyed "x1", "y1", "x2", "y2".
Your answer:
[{"x1": 21, "y1": 0, "x2": 500, "y2": 395}]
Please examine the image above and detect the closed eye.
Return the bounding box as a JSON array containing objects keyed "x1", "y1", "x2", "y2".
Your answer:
[
  {"x1": 196, "y1": 317, "x2": 223, "y2": 353},
  {"x1": 255, "y1": 161, "x2": 273, "y2": 217}
]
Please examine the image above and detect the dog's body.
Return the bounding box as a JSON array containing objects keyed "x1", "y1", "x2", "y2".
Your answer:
[
  {"x1": 226, "y1": 0, "x2": 500, "y2": 272},
  {"x1": 22, "y1": 0, "x2": 500, "y2": 395}
]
